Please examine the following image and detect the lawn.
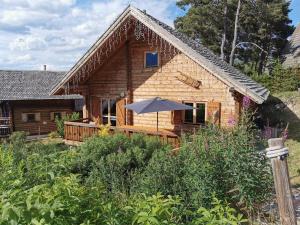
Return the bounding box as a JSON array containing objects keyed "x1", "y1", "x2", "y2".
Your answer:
[{"x1": 271, "y1": 91, "x2": 300, "y2": 187}]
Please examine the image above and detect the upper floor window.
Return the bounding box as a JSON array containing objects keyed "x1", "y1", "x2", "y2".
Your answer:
[
  {"x1": 145, "y1": 51, "x2": 159, "y2": 68},
  {"x1": 184, "y1": 102, "x2": 206, "y2": 124}
]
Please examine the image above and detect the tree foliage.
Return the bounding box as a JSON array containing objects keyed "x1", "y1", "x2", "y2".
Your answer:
[
  {"x1": 250, "y1": 61, "x2": 300, "y2": 93},
  {"x1": 175, "y1": 0, "x2": 294, "y2": 74}
]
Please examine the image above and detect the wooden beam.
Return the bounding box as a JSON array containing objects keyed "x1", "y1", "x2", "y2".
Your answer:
[
  {"x1": 267, "y1": 138, "x2": 297, "y2": 225},
  {"x1": 126, "y1": 40, "x2": 133, "y2": 125}
]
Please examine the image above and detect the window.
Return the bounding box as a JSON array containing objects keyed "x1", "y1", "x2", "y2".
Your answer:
[
  {"x1": 101, "y1": 99, "x2": 117, "y2": 126},
  {"x1": 21, "y1": 113, "x2": 40, "y2": 123},
  {"x1": 50, "y1": 112, "x2": 66, "y2": 121},
  {"x1": 145, "y1": 51, "x2": 159, "y2": 68},
  {"x1": 27, "y1": 114, "x2": 36, "y2": 122},
  {"x1": 184, "y1": 102, "x2": 206, "y2": 124}
]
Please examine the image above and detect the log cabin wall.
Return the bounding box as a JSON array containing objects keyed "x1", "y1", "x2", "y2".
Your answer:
[
  {"x1": 86, "y1": 37, "x2": 239, "y2": 129},
  {"x1": 10, "y1": 99, "x2": 75, "y2": 135}
]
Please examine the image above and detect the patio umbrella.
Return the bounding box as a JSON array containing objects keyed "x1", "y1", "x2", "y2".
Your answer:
[{"x1": 125, "y1": 97, "x2": 193, "y2": 132}]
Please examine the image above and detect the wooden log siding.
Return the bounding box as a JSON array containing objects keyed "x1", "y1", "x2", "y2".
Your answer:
[
  {"x1": 64, "y1": 121, "x2": 180, "y2": 147},
  {"x1": 70, "y1": 30, "x2": 241, "y2": 133}
]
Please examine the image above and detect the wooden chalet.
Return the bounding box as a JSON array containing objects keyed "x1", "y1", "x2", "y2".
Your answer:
[
  {"x1": 51, "y1": 6, "x2": 269, "y2": 145},
  {"x1": 0, "y1": 70, "x2": 82, "y2": 137}
]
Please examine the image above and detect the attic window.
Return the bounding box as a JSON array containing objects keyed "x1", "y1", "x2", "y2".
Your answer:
[{"x1": 145, "y1": 51, "x2": 159, "y2": 68}]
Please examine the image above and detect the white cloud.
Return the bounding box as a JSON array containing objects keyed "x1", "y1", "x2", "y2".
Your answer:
[
  {"x1": 0, "y1": 0, "x2": 180, "y2": 70},
  {"x1": 9, "y1": 36, "x2": 47, "y2": 51},
  {"x1": 7, "y1": 54, "x2": 33, "y2": 63}
]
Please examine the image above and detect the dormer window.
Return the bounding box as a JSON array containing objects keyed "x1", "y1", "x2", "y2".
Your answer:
[{"x1": 145, "y1": 51, "x2": 159, "y2": 68}]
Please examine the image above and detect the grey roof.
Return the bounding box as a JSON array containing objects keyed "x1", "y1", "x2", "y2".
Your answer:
[
  {"x1": 51, "y1": 5, "x2": 269, "y2": 104},
  {"x1": 283, "y1": 24, "x2": 300, "y2": 68},
  {"x1": 0, "y1": 70, "x2": 82, "y2": 101}
]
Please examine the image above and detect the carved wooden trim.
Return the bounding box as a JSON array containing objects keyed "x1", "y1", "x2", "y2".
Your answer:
[{"x1": 176, "y1": 71, "x2": 202, "y2": 89}]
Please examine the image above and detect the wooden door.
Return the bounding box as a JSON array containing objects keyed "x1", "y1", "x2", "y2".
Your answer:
[
  {"x1": 207, "y1": 101, "x2": 221, "y2": 125},
  {"x1": 90, "y1": 96, "x2": 100, "y2": 123},
  {"x1": 116, "y1": 98, "x2": 126, "y2": 127}
]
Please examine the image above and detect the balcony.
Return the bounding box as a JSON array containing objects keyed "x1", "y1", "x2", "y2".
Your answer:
[{"x1": 64, "y1": 119, "x2": 180, "y2": 147}]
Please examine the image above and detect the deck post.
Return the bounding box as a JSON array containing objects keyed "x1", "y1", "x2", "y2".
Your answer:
[{"x1": 266, "y1": 138, "x2": 297, "y2": 225}]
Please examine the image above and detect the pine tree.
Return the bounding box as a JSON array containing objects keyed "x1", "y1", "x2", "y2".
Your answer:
[{"x1": 175, "y1": 0, "x2": 294, "y2": 74}]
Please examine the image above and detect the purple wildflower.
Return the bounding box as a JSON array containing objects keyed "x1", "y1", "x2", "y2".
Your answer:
[
  {"x1": 263, "y1": 126, "x2": 272, "y2": 139},
  {"x1": 282, "y1": 129, "x2": 288, "y2": 140},
  {"x1": 227, "y1": 116, "x2": 236, "y2": 126},
  {"x1": 242, "y1": 96, "x2": 251, "y2": 110}
]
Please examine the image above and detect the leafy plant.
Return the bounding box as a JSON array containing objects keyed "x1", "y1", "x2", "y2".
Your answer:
[
  {"x1": 191, "y1": 197, "x2": 248, "y2": 225},
  {"x1": 55, "y1": 112, "x2": 80, "y2": 137},
  {"x1": 98, "y1": 124, "x2": 110, "y2": 137},
  {"x1": 251, "y1": 60, "x2": 300, "y2": 94}
]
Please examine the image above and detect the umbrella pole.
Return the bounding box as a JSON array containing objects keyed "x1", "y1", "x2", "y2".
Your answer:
[{"x1": 157, "y1": 112, "x2": 159, "y2": 133}]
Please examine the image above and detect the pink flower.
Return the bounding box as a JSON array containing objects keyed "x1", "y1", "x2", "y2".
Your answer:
[
  {"x1": 227, "y1": 116, "x2": 236, "y2": 126},
  {"x1": 282, "y1": 129, "x2": 288, "y2": 140},
  {"x1": 242, "y1": 96, "x2": 251, "y2": 109},
  {"x1": 263, "y1": 126, "x2": 272, "y2": 139}
]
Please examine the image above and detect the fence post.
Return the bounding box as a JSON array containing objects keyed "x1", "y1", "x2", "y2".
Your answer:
[{"x1": 266, "y1": 138, "x2": 297, "y2": 225}]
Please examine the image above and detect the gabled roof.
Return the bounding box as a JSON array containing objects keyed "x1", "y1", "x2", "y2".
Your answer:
[
  {"x1": 283, "y1": 24, "x2": 300, "y2": 68},
  {"x1": 0, "y1": 70, "x2": 82, "y2": 101},
  {"x1": 51, "y1": 5, "x2": 269, "y2": 104}
]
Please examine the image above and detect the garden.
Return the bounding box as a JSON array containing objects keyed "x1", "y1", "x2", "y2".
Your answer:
[{"x1": 0, "y1": 108, "x2": 275, "y2": 225}]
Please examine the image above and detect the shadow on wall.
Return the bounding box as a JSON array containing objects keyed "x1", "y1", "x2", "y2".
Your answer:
[{"x1": 258, "y1": 93, "x2": 300, "y2": 142}]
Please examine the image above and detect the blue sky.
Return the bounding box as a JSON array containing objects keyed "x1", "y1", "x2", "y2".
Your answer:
[
  {"x1": 0, "y1": 0, "x2": 299, "y2": 71},
  {"x1": 290, "y1": 0, "x2": 300, "y2": 26}
]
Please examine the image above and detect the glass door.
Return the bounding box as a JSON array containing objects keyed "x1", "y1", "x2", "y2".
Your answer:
[{"x1": 101, "y1": 99, "x2": 117, "y2": 126}]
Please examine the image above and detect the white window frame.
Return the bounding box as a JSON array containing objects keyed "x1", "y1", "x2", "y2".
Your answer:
[
  {"x1": 183, "y1": 102, "x2": 207, "y2": 124},
  {"x1": 144, "y1": 51, "x2": 159, "y2": 68}
]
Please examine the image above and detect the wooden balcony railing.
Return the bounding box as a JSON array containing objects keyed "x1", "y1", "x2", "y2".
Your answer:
[
  {"x1": 64, "y1": 121, "x2": 180, "y2": 147},
  {"x1": 0, "y1": 117, "x2": 12, "y2": 137}
]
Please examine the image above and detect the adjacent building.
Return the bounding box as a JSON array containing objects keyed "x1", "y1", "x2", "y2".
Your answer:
[
  {"x1": 0, "y1": 70, "x2": 82, "y2": 137},
  {"x1": 283, "y1": 23, "x2": 300, "y2": 69}
]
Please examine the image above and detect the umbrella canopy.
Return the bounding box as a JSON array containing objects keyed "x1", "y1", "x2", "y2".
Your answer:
[
  {"x1": 125, "y1": 97, "x2": 193, "y2": 114},
  {"x1": 125, "y1": 97, "x2": 194, "y2": 133}
]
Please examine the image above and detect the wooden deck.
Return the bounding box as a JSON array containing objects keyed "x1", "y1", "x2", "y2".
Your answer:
[
  {"x1": 64, "y1": 120, "x2": 180, "y2": 147},
  {"x1": 0, "y1": 117, "x2": 12, "y2": 137}
]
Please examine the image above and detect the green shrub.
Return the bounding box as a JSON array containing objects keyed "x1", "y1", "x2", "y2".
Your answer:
[
  {"x1": 55, "y1": 112, "x2": 80, "y2": 137},
  {"x1": 8, "y1": 131, "x2": 27, "y2": 163},
  {"x1": 0, "y1": 140, "x2": 247, "y2": 225},
  {"x1": 48, "y1": 131, "x2": 59, "y2": 139},
  {"x1": 251, "y1": 60, "x2": 300, "y2": 93},
  {"x1": 75, "y1": 133, "x2": 169, "y2": 194}
]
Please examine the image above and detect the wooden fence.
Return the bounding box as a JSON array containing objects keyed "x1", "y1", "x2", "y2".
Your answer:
[{"x1": 64, "y1": 121, "x2": 180, "y2": 147}]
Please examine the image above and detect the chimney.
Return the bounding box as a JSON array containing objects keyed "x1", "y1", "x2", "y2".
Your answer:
[
  {"x1": 43, "y1": 65, "x2": 47, "y2": 71},
  {"x1": 143, "y1": 9, "x2": 146, "y2": 13}
]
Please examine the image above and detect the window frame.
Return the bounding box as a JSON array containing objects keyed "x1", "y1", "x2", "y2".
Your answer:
[
  {"x1": 22, "y1": 112, "x2": 41, "y2": 123},
  {"x1": 50, "y1": 111, "x2": 66, "y2": 121},
  {"x1": 144, "y1": 51, "x2": 159, "y2": 69},
  {"x1": 183, "y1": 101, "x2": 207, "y2": 125},
  {"x1": 101, "y1": 98, "x2": 117, "y2": 126}
]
